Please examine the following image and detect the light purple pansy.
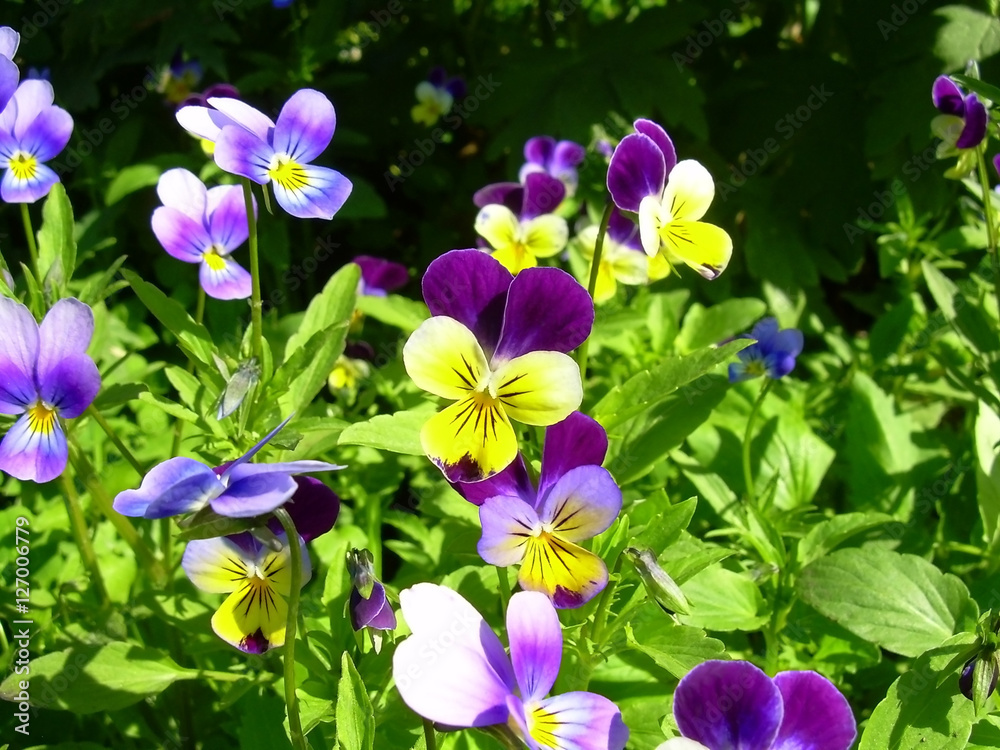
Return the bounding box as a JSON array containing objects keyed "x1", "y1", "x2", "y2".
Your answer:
[
  {"x1": 0, "y1": 298, "x2": 101, "y2": 483},
  {"x1": 932, "y1": 76, "x2": 987, "y2": 150},
  {"x1": 350, "y1": 581, "x2": 397, "y2": 631},
  {"x1": 656, "y1": 660, "x2": 856, "y2": 750},
  {"x1": 0, "y1": 27, "x2": 20, "y2": 115},
  {"x1": 393, "y1": 584, "x2": 629, "y2": 750},
  {"x1": 354, "y1": 255, "x2": 409, "y2": 296},
  {"x1": 460, "y1": 412, "x2": 621, "y2": 609},
  {"x1": 519, "y1": 136, "x2": 586, "y2": 196},
  {"x1": 113, "y1": 417, "x2": 344, "y2": 520},
  {"x1": 151, "y1": 168, "x2": 256, "y2": 300},
  {"x1": 0, "y1": 79, "x2": 73, "y2": 203}
]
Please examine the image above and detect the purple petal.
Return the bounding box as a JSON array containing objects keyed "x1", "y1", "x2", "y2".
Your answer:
[
  {"x1": 206, "y1": 185, "x2": 250, "y2": 252},
  {"x1": 552, "y1": 140, "x2": 586, "y2": 171},
  {"x1": 607, "y1": 133, "x2": 666, "y2": 213},
  {"x1": 5, "y1": 81, "x2": 54, "y2": 141},
  {"x1": 932, "y1": 75, "x2": 964, "y2": 116},
  {"x1": 266, "y1": 475, "x2": 340, "y2": 542},
  {"x1": 673, "y1": 660, "x2": 783, "y2": 750},
  {"x1": 454, "y1": 454, "x2": 534, "y2": 506},
  {"x1": 0, "y1": 27, "x2": 19, "y2": 60},
  {"x1": 0, "y1": 56, "x2": 17, "y2": 115},
  {"x1": 113, "y1": 457, "x2": 222, "y2": 518},
  {"x1": 764, "y1": 352, "x2": 798, "y2": 379},
  {"x1": 1, "y1": 161, "x2": 59, "y2": 203},
  {"x1": 607, "y1": 209, "x2": 642, "y2": 250},
  {"x1": 0, "y1": 297, "x2": 39, "y2": 412},
  {"x1": 214, "y1": 125, "x2": 273, "y2": 183},
  {"x1": 199, "y1": 256, "x2": 252, "y2": 300},
  {"x1": 446, "y1": 77, "x2": 466, "y2": 99},
  {"x1": 772, "y1": 671, "x2": 857, "y2": 750},
  {"x1": 355, "y1": 255, "x2": 409, "y2": 295},
  {"x1": 19, "y1": 106, "x2": 72, "y2": 162},
  {"x1": 536, "y1": 464, "x2": 621, "y2": 542},
  {"x1": 206, "y1": 96, "x2": 275, "y2": 141},
  {"x1": 771, "y1": 328, "x2": 804, "y2": 357},
  {"x1": 37, "y1": 299, "x2": 94, "y2": 388},
  {"x1": 521, "y1": 172, "x2": 565, "y2": 220},
  {"x1": 428, "y1": 66, "x2": 447, "y2": 88},
  {"x1": 478, "y1": 494, "x2": 540, "y2": 567},
  {"x1": 530, "y1": 691, "x2": 630, "y2": 750},
  {"x1": 157, "y1": 168, "x2": 207, "y2": 221},
  {"x1": 507, "y1": 590, "x2": 562, "y2": 703},
  {"x1": 422, "y1": 249, "x2": 513, "y2": 358},
  {"x1": 537, "y1": 412, "x2": 607, "y2": 502},
  {"x1": 493, "y1": 267, "x2": 593, "y2": 362},
  {"x1": 524, "y1": 136, "x2": 556, "y2": 168},
  {"x1": 271, "y1": 164, "x2": 352, "y2": 220},
  {"x1": 272, "y1": 88, "x2": 335, "y2": 163},
  {"x1": 152, "y1": 206, "x2": 211, "y2": 262},
  {"x1": 350, "y1": 581, "x2": 397, "y2": 630},
  {"x1": 38, "y1": 353, "x2": 100, "y2": 418},
  {"x1": 473, "y1": 182, "x2": 522, "y2": 210},
  {"x1": 634, "y1": 119, "x2": 677, "y2": 174},
  {"x1": 957, "y1": 93, "x2": 988, "y2": 149},
  {"x1": 209, "y1": 469, "x2": 298, "y2": 518},
  {"x1": 203, "y1": 83, "x2": 240, "y2": 100},
  {"x1": 0, "y1": 410, "x2": 67, "y2": 483}
]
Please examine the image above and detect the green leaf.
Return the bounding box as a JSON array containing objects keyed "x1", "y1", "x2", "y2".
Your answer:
[
  {"x1": 677, "y1": 565, "x2": 768, "y2": 632},
  {"x1": 799, "y1": 547, "x2": 979, "y2": 657},
  {"x1": 338, "y1": 407, "x2": 434, "y2": 455},
  {"x1": 356, "y1": 293, "x2": 428, "y2": 333},
  {"x1": 934, "y1": 7, "x2": 1000, "y2": 70},
  {"x1": 336, "y1": 652, "x2": 374, "y2": 750},
  {"x1": 795, "y1": 511, "x2": 893, "y2": 568},
  {"x1": 974, "y1": 401, "x2": 1000, "y2": 546},
  {"x1": 922, "y1": 260, "x2": 1000, "y2": 355},
  {"x1": 859, "y1": 634, "x2": 977, "y2": 750},
  {"x1": 284, "y1": 263, "x2": 360, "y2": 361},
  {"x1": 137, "y1": 391, "x2": 199, "y2": 423},
  {"x1": 629, "y1": 494, "x2": 697, "y2": 553},
  {"x1": 675, "y1": 298, "x2": 767, "y2": 354},
  {"x1": 36, "y1": 183, "x2": 76, "y2": 291},
  {"x1": 277, "y1": 321, "x2": 350, "y2": 416},
  {"x1": 78, "y1": 255, "x2": 128, "y2": 306},
  {"x1": 593, "y1": 339, "x2": 750, "y2": 431},
  {"x1": 105, "y1": 163, "x2": 162, "y2": 205},
  {"x1": 122, "y1": 269, "x2": 215, "y2": 367},
  {"x1": 626, "y1": 607, "x2": 728, "y2": 679},
  {"x1": 0, "y1": 642, "x2": 192, "y2": 713},
  {"x1": 954, "y1": 74, "x2": 1000, "y2": 105},
  {"x1": 92, "y1": 382, "x2": 148, "y2": 410}
]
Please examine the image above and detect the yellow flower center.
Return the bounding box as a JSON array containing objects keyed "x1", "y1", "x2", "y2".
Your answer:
[
  {"x1": 268, "y1": 156, "x2": 308, "y2": 191},
  {"x1": 10, "y1": 151, "x2": 37, "y2": 181},
  {"x1": 202, "y1": 248, "x2": 227, "y2": 271},
  {"x1": 526, "y1": 703, "x2": 561, "y2": 748},
  {"x1": 27, "y1": 401, "x2": 57, "y2": 436}
]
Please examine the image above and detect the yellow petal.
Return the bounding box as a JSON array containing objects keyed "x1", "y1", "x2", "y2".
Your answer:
[
  {"x1": 648, "y1": 252, "x2": 672, "y2": 281},
  {"x1": 608, "y1": 246, "x2": 649, "y2": 287},
  {"x1": 403, "y1": 316, "x2": 490, "y2": 400},
  {"x1": 522, "y1": 214, "x2": 568, "y2": 259},
  {"x1": 212, "y1": 577, "x2": 289, "y2": 652},
  {"x1": 575, "y1": 225, "x2": 599, "y2": 261},
  {"x1": 661, "y1": 220, "x2": 733, "y2": 280},
  {"x1": 492, "y1": 244, "x2": 538, "y2": 275},
  {"x1": 592, "y1": 260, "x2": 618, "y2": 304},
  {"x1": 662, "y1": 159, "x2": 716, "y2": 222},
  {"x1": 420, "y1": 393, "x2": 518, "y2": 482},
  {"x1": 491, "y1": 351, "x2": 582, "y2": 426},
  {"x1": 182, "y1": 536, "x2": 251, "y2": 594},
  {"x1": 518, "y1": 532, "x2": 609, "y2": 608},
  {"x1": 475, "y1": 204, "x2": 520, "y2": 252}
]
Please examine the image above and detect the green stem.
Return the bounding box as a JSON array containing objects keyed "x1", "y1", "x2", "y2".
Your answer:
[
  {"x1": 273, "y1": 508, "x2": 307, "y2": 750},
  {"x1": 194, "y1": 283, "x2": 206, "y2": 327},
  {"x1": 20, "y1": 202, "x2": 39, "y2": 283},
  {"x1": 589, "y1": 553, "x2": 623, "y2": 650},
  {"x1": 575, "y1": 201, "x2": 615, "y2": 382},
  {"x1": 742, "y1": 379, "x2": 773, "y2": 507},
  {"x1": 196, "y1": 669, "x2": 273, "y2": 683},
  {"x1": 496, "y1": 565, "x2": 512, "y2": 617},
  {"x1": 242, "y1": 179, "x2": 263, "y2": 363},
  {"x1": 975, "y1": 143, "x2": 1000, "y2": 319},
  {"x1": 86, "y1": 405, "x2": 145, "y2": 478},
  {"x1": 59, "y1": 472, "x2": 111, "y2": 608},
  {"x1": 368, "y1": 493, "x2": 382, "y2": 578},
  {"x1": 423, "y1": 719, "x2": 437, "y2": 750},
  {"x1": 763, "y1": 572, "x2": 784, "y2": 675}
]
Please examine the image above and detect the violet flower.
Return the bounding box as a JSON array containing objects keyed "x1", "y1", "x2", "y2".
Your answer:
[
  {"x1": 0, "y1": 80, "x2": 73, "y2": 203},
  {"x1": 113, "y1": 417, "x2": 344, "y2": 519},
  {"x1": 347, "y1": 548, "x2": 396, "y2": 631},
  {"x1": 0, "y1": 298, "x2": 101, "y2": 483},
  {"x1": 0, "y1": 27, "x2": 19, "y2": 114},
  {"x1": 393, "y1": 584, "x2": 629, "y2": 749},
  {"x1": 656, "y1": 660, "x2": 856, "y2": 750},
  {"x1": 461, "y1": 412, "x2": 622, "y2": 609},
  {"x1": 412, "y1": 66, "x2": 465, "y2": 127},
  {"x1": 151, "y1": 168, "x2": 256, "y2": 300},
  {"x1": 576, "y1": 208, "x2": 655, "y2": 304},
  {"x1": 519, "y1": 136, "x2": 586, "y2": 196},
  {"x1": 728, "y1": 318, "x2": 804, "y2": 383},
  {"x1": 402, "y1": 249, "x2": 593, "y2": 483},
  {"x1": 354, "y1": 255, "x2": 409, "y2": 296}
]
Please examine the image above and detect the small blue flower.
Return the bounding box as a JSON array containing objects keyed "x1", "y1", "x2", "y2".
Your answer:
[{"x1": 728, "y1": 317, "x2": 803, "y2": 383}]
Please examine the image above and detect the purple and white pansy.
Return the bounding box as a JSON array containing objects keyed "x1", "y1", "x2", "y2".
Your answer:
[{"x1": 0, "y1": 79, "x2": 73, "y2": 203}]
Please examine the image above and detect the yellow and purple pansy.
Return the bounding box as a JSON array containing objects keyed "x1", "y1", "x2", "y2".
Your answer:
[
  {"x1": 0, "y1": 79, "x2": 74, "y2": 203},
  {"x1": 411, "y1": 66, "x2": 465, "y2": 127},
  {"x1": 459, "y1": 412, "x2": 622, "y2": 608},
  {"x1": 402, "y1": 249, "x2": 593, "y2": 483},
  {"x1": 518, "y1": 135, "x2": 586, "y2": 197},
  {"x1": 607, "y1": 118, "x2": 732, "y2": 280},
  {"x1": 931, "y1": 76, "x2": 988, "y2": 178},
  {"x1": 577, "y1": 208, "x2": 664, "y2": 304}
]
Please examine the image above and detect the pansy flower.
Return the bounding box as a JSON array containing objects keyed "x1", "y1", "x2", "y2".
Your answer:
[
  {"x1": 0, "y1": 80, "x2": 73, "y2": 203},
  {"x1": 463, "y1": 412, "x2": 622, "y2": 608},
  {"x1": 393, "y1": 584, "x2": 629, "y2": 750},
  {"x1": 411, "y1": 66, "x2": 465, "y2": 127},
  {"x1": 474, "y1": 172, "x2": 569, "y2": 274},
  {"x1": 113, "y1": 418, "x2": 343, "y2": 519},
  {"x1": 728, "y1": 318, "x2": 803, "y2": 383},
  {"x1": 156, "y1": 53, "x2": 202, "y2": 105},
  {"x1": 347, "y1": 548, "x2": 397, "y2": 632},
  {"x1": 403, "y1": 249, "x2": 592, "y2": 483},
  {"x1": 0, "y1": 298, "x2": 100, "y2": 483},
  {"x1": 655, "y1": 660, "x2": 856, "y2": 750},
  {"x1": 177, "y1": 89, "x2": 353, "y2": 220},
  {"x1": 932, "y1": 76, "x2": 988, "y2": 178},
  {"x1": 607, "y1": 118, "x2": 732, "y2": 280},
  {"x1": 151, "y1": 168, "x2": 255, "y2": 300},
  {"x1": 519, "y1": 136, "x2": 586, "y2": 196},
  {"x1": 179, "y1": 82, "x2": 240, "y2": 110},
  {"x1": 576, "y1": 209, "x2": 656, "y2": 304},
  {"x1": 355, "y1": 255, "x2": 409, "y2": 297},
  {"x1": 0, "y1": 27, "x2": 20, "y2": 114}
]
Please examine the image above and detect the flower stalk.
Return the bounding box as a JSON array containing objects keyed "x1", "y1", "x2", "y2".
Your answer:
[
  {"x1": 743, "y1": 379, "x2": 773, "y2": 507},
  {"x1": 576, "y1": 201, "x2": 615, "y2": 382},
  {"x1": 975, "y1": 144, "x2": 1000, "y2": 318},
  {"x1": 20, "y1": 202, "x2": 39, "y2": 287},
  {"x1": 273, "y1": 507, "x2": 307, "y2": 750},
  {"x1": 242, "y1": 178, "x2": 263, "y2": 364}
]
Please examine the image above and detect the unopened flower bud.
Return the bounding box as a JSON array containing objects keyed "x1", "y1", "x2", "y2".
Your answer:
[{"x1": 624, "y1": 547, "x2": 689, "y2": 616}]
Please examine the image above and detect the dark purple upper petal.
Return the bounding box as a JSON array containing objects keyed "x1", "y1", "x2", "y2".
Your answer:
[
  {"x1": 473, "y1": 182, "x2": 522, "y2": 211},
  {"x1": 957, "y1": 93, "x2": 988, "y2": 149},
  {"x1": 453, "y1": 454, "x2": 535, "y2": 506},
  {"x1": 350, "y1": 581, "x2": 397, "y2": 630},
  {"x1": 552, "y1": 140, "x2": 586, "y2": 172},
  {"x1": 673, "y1": 660, "x2": 783, "y2": 750},
  {"x1": 38, "y1": 352, "x2": 100, "y2": 419},
  {"x1": 355, "y1": 255, "x2": 409, "y2": 295},
  {"x1": 537, "y1": 412, "x2": 608, "y2": 504},
  {"x1": 521, "y1": 172, "x2": 565, "y2": 220},
  {"x1": 771, "y1": 671, "x2": 857, "y2": 750},
  {"x1": 445, "y1": 76, "x2": 467, "y2": 99},
  {"x1": 266, "y1": 476, "x2": 340, "y2": 542},
  {"x1": 607, "y1": 209, "x2": 642, "y2": 250},
  {"x1": 607, "y1": 133, "x2": 666, "y2": 213},
  {"x1": 524, "y1": 136, "x2": 556, "y2": 168},
  {"x1": 428, "y1": 66, "x2": 447, "y2": 88},
  {"x1": 422, "y1": 249, "x2": 513, "y2": 357},
  {"x1": 493, "y1": 267, "x2": 594, "y2": 362},
  {"x1": 203, "y1": 83, "x2": 240, "y2": 100},
  {"x1": 633, "y1": 119, "x2": 677, "y2": 174},
  {"x1": 771, "y1": 328, "x2": 804, "y2": 358},
  {"x1": 750, "y1": 317, "x2": 780, "y2": 350},
  {"x1": 932, "y1": 75, "x2": 965, "y2": 116}
]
